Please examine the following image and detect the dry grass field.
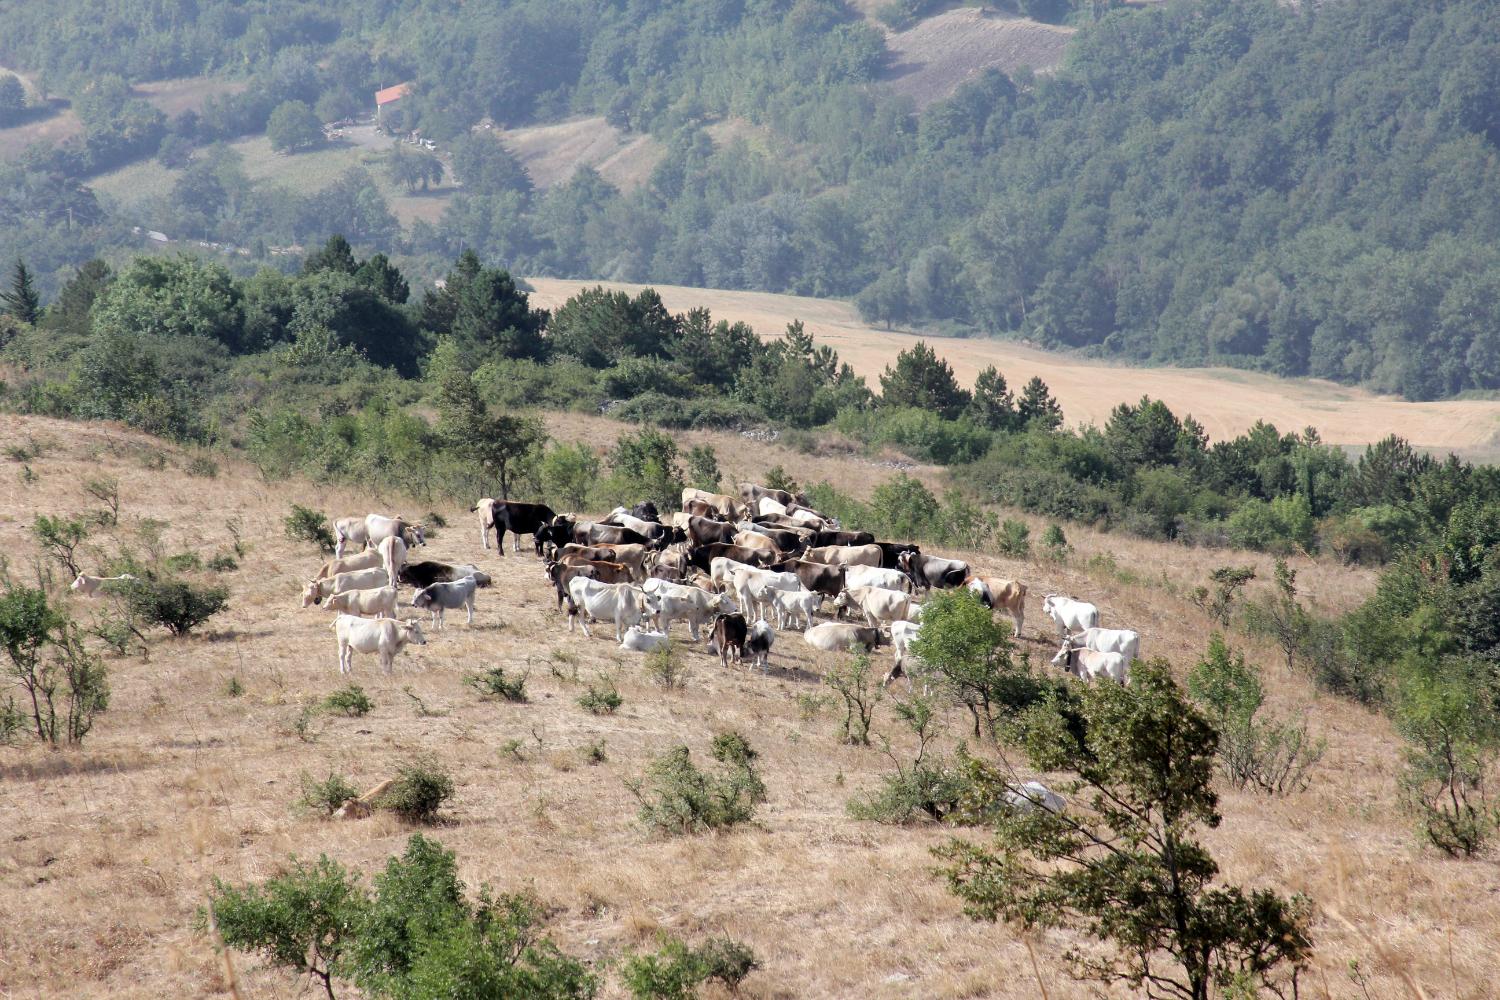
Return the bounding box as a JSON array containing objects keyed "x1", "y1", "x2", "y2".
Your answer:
[
  {"x1": 495, "y1": 118, "x2": 664, "y2": 192},
  {"x1": 0, "y1": 412, "x2": 1495, "y2": 999},
  {"x1": 883, "y1": 8, "x2": 1075, "y2": 107},
  {"x1": 525, "y1": 277, "x2": 1500, "y2": 457}
]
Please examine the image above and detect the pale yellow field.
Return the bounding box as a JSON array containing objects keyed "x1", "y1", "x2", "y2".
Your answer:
[
  {"x1": 495, "y1": 117, "x2": 664, "y2": 192},
  {"x1": 0, "y1": 413, "x2": 1492, "y2": 1000},
  {"x1": 884, "y1": 8, "x2": 1075, "y2": 107},
  {"x1": 526, "y1": 277, "x2": 1500, "y2": 456}
]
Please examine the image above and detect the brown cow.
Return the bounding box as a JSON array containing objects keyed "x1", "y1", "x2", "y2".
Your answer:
[
  {"x1": 710, "y1": 612, "x2": 749, "y2": 669},
  {"x1": 769, "y1": 558, "x2": 847, "y2": 598},
  {"x1": 966, "y1": 575, "x2": 1028, "y2": 638}
]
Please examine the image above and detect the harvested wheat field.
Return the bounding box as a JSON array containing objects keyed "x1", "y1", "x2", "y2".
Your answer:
[
  {"x1": 525, "y1": 277, "x2": 1500, "y2": 457},
  {"x1": 493, "y1": 118, "x2": 664, "y2": 192},
  {"x1": 883, "y1": 8, "x2": 1075, "y2": 108},
  {"x1": 0, "y1": 412, "x2": 1494, "y2": 998}
]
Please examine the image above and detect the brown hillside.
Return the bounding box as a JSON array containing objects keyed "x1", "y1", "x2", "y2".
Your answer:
[
  {"x1": 495, "y1": 117, "x2": 664, "y2": 192},
  {"x1": 0, "y1": 413, "x2": 1491, "y2": 998},
  {"x1": 525, "y1": 277, "x2": 1500, "y2": 457},
  {"x1": 883, "y1": 8, "x2": 1075, "y2": 108}
]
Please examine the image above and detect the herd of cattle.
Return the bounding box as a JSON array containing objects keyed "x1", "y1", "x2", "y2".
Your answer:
[{"x1": 277, "y1": 483, "x2": 1141, "y2": 689}]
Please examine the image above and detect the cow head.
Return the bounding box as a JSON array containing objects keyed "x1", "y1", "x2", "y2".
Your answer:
[
  {"x1": 301, "y1": 580, "x2": 324, "y2": 607},
  {"x1": 1051, "y1": 637, "x2": 1078, "y2": 672},
  {"x1": 832, "y1": 589, "x2": 852, "y2": 609},
  {"x1": 411, "y1": 586, "x2": 434, "y2": 610},
  {"x1": 403, "y1": 524, "x2": 426, "y2": 547},
  {"x1": 399, "y1": 621, "x2": 427, "y2": 646}
]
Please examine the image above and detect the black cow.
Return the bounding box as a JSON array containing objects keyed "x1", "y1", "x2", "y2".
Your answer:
[
  {"x1": 688, "y1": 542, "x2": 776, "y2": 573},
  {"x1": 876, "y1": 542, "x2": 922, "y2": 570},
  {"x1": 769, "y1": 558, "x2": 846, "y2": 598},
  {"x1": 472, "y1": 500, "x2": 557, "y2": 556},
  {"x1": 688, "y1": 515, "x2": 738, "y2": 547},
  {"x1": 813, "y1": 529, "x2": 876, "y2": 548},
  {"x1": 898, "y1": 550, "x2": 970, "y2": 592},
  {"x1": 399, "y1": 561, "x2": 492, "y2": 590},
  {"x1": 709, "y1": 613, "x2": 748, "y2": 669},
  {"x1": 742, "y1": 524, "x2": 808, "y2": 553},
  {"x1": 631, "y1": 501, "x2": 660, "y2": 523}
]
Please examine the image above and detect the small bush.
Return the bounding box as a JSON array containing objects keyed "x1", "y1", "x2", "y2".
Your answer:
[
  {"x1": 824, "y1": 653, "x2": 883, "y2": 746},
  {"x1": 324, "y1": 684, "x2": 374, "y2": 717},
  {"x1": 377, "y1": 756, "x2": 455, "y2": 824},
  {"x1": 84, "y1": 476, "x2": 121, "y2": 526},
  {"x1": 284, "y1": 504, "x2": 336, "y2": 554},
  {"x1": 186, "y1": 454, "x2": 219, "y2": 478},
  {"x1": 1040, "y1": 523, "x2": 1071, "y2": 561},
  {"x1": 621, "y1": 933, "x2": 760, "y2": 1000},
  {"x1": 643, "y1": 642, "x2": 689, "y2": 689},
  {"x1": 630, "y1": 731, "x2": 766, "y2": 835},
  {"x1": 32, "y1": 514, "x2": 89, "y2": 577},
  {"x1": 207, "y1": 553, "x2": 239, "y2": 572},
  {"x1": 165, "y1": 551, "x2": 203, "y2": 572},
  {"x1": 464, "y1": 665, "x2": 528, "y2": 702},
  {"x1": 225, "y1": 675, "x2": 244, "y2": 697},
  {"x1": 0, "y1": 695, "x2": 25, "y2": 744},
  {"x1": 128, "y1": 579, "x2": 229, "y2": 636},
  {"x1": 577, "y1": 680, "x2": 622, "y2": 715},
  {"x1": 580, "y1": 738, "x2": 608, "y2": 765},
  {"x1": 297, "y1": 771, "x2": 360, "y2": 816},
  {"x1": 996, "y1": 519, "x2": 1031, "y2": 558}
]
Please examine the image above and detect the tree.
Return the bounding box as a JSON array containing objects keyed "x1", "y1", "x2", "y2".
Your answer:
[
  {"x1": 1015, "y1": 375, "x2": 1063, "y2": 430},
  {"x1": 608, "y1": 427, "x2": 685, "y2": 511},
  {"x1": 353, "y1": 253, "x2": 409, "y2": 304},
  {"x1": 966, "y1": 366, "x2": 1017, "y2": 431},
  {"x1": 451, "y1": 133, "x2": 533, "y2": 196},
  {"x1": 0, "y1": 73, "x2": 26, "y2": 126},
  {"x1": 1245, "y1": 558, "x2": 1307, "y2": 674},
  {"x1": 451, "y1": 267, "x2": 548, "y2": 363},
  {"x1": 267, "y1": 100, "x2": 323, "y2": 153},
  {"x1": 1191, "y1": 566, "x2": 1256, "y2": 628},
  {"x1": 303, "y1": 235, "x2": 359, "y2": 276},
  {"x1": 1, "y1": 259, "x2": 42, "y2": 325},
  {"x1": 387, "y1": 145, "x2": 444, "y2": 192},
  {"x1": 431, "y1": 339, "x2": 545, "y2": 499},
  {"x1": 91, "y1": 254, "x2": 243, "y2": 349},
  {"x1": 540, "y1": 442, "x2": 600, "y2": 510},
  {"x1": 685, "y1": 444, "x2": 721, "y2": 493},
  {"x1": 910, "y1": 588, "x2": 1041, "y2": 738},
  {"x1": 879, "y1": 341, "x2": 970, "y2": 420},
  {"x1": 938, "y1": 660, "x2": 1313, "y2": 1000},
  {"x1": 43, "y1": 259, "x2": 111, "y2": 338},
  {"x1": 0, "y1": 584, "x2": 64, "y2": 744}
]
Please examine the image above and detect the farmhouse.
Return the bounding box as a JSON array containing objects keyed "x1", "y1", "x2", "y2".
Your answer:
[{"x1": 374, "y1": 81, "x2": 412, "y2": 124}]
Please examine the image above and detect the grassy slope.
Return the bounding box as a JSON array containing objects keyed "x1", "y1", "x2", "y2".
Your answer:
[
  {"x1": 525, "y1": 277, "x2": 1500, "y2": 457},
  {"x1": 0, "y1": 412, "x2": 1490, "y2": 999}
]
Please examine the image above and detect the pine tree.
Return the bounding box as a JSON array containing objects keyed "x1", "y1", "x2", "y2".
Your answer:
[
  {"x1": 1015, "y1": 375, "x2": 1063, "y2": 430},
  {"x1": 879, "y1": 341, "x2": 971, "y2": 420},
  {"x1": 966, "y1": 365, "x2": 1017, "y2": 431},
  {"x1": 1, "y1": 259, "x2": 42, "y2": 325}
]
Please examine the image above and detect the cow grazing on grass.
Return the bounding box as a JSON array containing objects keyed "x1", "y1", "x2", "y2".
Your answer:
[
  {"x1": 332, "y1": 614, "x2": 426, "y2": 674},
  {"x1": 304, "y1": 567, "x2": 391, "y2": 607},
  {"x1": 69, "y1": 573, "x2": 137, "y2": 598},
  {"x1": 566, "y1": 579, "x2": 656, "y2": 640},
  {"x1": 411, "y1": 576, "x2": 479, "y2": 630},
  {"x1": 333, "y1": 514, "x2": 424, "y2": 558},
  {"x1": 472, "y1": 499, "x2": 557, "y2": 554},
  {"x1": 323, "y1": 586, "x2": 398, "y2": 619},
  {"x1": 965, "y1": 576, "x2": 1027, "y2": 637},
  {"x1": 744, "y1": 619, "x2": 774, "y2": 672},
  {"x1": 643, "y1": 579, "x2": 734, "y2": 640}
]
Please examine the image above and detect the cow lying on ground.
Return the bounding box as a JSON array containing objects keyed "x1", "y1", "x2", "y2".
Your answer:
[
  {"x1": 620, "y1": 627, "x2": 670, "y2": 652},
  {"x1": 332, "y1": 614, "x2": 426, "y2": 674},
  {"x1": 1004, "y1": 781, "x2": 1066, "y2": 814},
  {"x1": 323, "y1": 586, "x2": 398, "y2": 619},
  {"x1": 802, "y1": 622, "x2": 884, "y2": 653},
  {"x1": 398, "y1": 561, "x2": 490, "y2": 590},
  {"x1": 70, "y1": 573, "x2": 137, "y2": 598},
  {"x1": 411, "y1": 576, "x2": 479, "y2": 630}
]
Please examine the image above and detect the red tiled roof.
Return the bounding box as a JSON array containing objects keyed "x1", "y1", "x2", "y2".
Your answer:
[{"x1": 375, "y1": 83, "x2": 412, "y2": 106}]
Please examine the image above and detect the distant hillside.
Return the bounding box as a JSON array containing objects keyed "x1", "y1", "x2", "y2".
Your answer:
[
  {"x1": 883, "y1": 8, "x2": 1074, "y2": 107},
  {"x1": 494, "y1": 117, "x2": 664, "y2": 191}
]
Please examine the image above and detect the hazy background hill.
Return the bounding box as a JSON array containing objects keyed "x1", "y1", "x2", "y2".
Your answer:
[{"x1": 4, "y1": 0, "x2": 1500, "y2": 399}]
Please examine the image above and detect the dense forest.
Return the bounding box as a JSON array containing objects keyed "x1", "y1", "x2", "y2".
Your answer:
[{"x1": 3, "y1": 0, "x2": 1500, "y2": 399}]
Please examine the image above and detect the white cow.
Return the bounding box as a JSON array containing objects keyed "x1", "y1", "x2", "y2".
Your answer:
[
  {"x1": 1070, "y1": 626, "x2": 1141, "y2": 663},
  {"x1": 650, "y1": 581, "x2": 734, "y2": 641},
  {"x1": 69, "y1": 573, "x2": 137, "y2": 598},
  {"x1": 1042, "y1": 594, "x2": 1099, "y2": 637},
  {"x1": 411, "y1": 576, "x2": 478, "y2": 630},
  {"x1": 1004, "y1": 781, "x2": 1066, "y2": 814},
  {"x1": 1052, "y1": 636, "x2": 1130, "y2": 683},
  {"x1": 709, "y1": 556, "x2": 760, "y2": 592},
  {"x1": 316, "y1": 550, "x2": 383, "y2": 579},
  {"x1": 604, "y1": 507, "x2": 660, "y2": 536},
  {"x1": 566, "y1": 578, "x2": 656, "y2": 640},
  {"x1": 332, "y1": 614, "x2": 426, "y2": 674},
  {"x1": 844, "y1": 565, "x2": 912, "y2": 594},
  {"x1": 323, "y1": 585, "x2": 398, "y2": 619},
  {"x1": 770, "y1": 588, "x2": 822, "y2": 630},
  {"x1": 731, "y1": 566, "x2": 801, "y2": 621},
  {"x1": 803, "y1": 622, "x2": 884, "y2": 653},
  {"x1": 473, "y1": 497, "x2": 497, "y2": 550},
  {"x1": 756, "y1": 496, "x2": 788, "y2": 518},
  {"x1": 744, "y1": 619, "x2": 774, "y2": 672},
  {"x1": 377, "y1": 534, "x2": 407, "y2": 589},
  {"x1": 303, "y1": 567, "x2": 391, "y2": 607},
  {"x1": 833, "y1": 585, "x2": 916, "y2": 627},
  {"x1": 886, "y1": 619, "x2": 924, "y2": 686},
  {"x1": 620, "y1": 626, "x2": 671, "y2": 652},
  {"x1": 333, "y1": 513, "x2": 425, "y2": 558}
]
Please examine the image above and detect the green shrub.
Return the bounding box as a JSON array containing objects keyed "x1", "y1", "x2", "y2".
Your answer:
[
  {"x1": 284, "y1": 504, "x2": 337, "y2": 554},
  {"x1": 165, "y1": 551, "x2": 203, "y2": 572},
  {"x1": 580, "y1": 738, "x2": 608, "y2": 765},
  {"x1": 630, "y1": 731, "x2": 766, "y2": 835},
  {"x1": 996, "y1": 519, "x2": 1031, "y2": 558},
  {"x1": 128, "y1": 579, "x2": 229, "y2": 636},
  {"x1": 823, "y1": 653, "x2": 883, "y2": 746},
  {"x1": 643, "y1": 642, "x2": 689, "y2": 689},
  {"x1": 376, "y1": 757, "x2": 455, "y2": 824},
  {"x1": 297, "y1": 771, "x2": 361, "y2": 816},
  {"x1": 464, "y1": 665, "x2": 528, "y2": 702},
  {"x1": 324, "y1": 684, "x2": 375, "y2": 717},
  {"x1": 577, "y1": 680, "x2": 622, "y2": 715},
  {"x1": 1226, "y1": 494, "x2": 1316, "y2": 554},
  {"x1": 1040, "y1": 524, "x2": 1070, "y2": 560},
  {"x1": 186, "y1": 454, "x2": 219, "y2": 478},
  {"x1": 848, "y1": 696, "x2": 963, "y2": 824},
  {"x1": 207, "y1": 553, "x2": 239, "y2": 572},
  {"x1": 621, "y1": 933, "x2": 760, "y2": 999},
  {"x1": 32, "y1": 514, "x2": 89, "y2": 577}
]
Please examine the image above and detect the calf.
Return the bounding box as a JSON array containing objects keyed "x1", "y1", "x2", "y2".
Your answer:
[
  {"x1": 770, "y1": 588, "x2": 823, "y2": 630},
  {"x1": 332, "y1": 614, "x2": 426, "y2": 674},
  {"x1": 647, "y1": 580, "x2": 734, "y2": 641},
  {"x1": 472, "y1": 499, "x2": 557, "y2": 555},
  {"x1": 323, "y1": 585, "x2": 398, "y2": 619},
  {"x1": 833, "y1": 585, "x2": 916, "y2": 627},
  {"x1": 69, "y1": 572, "x2": 137, "y2": 598},
  {"x1": 802, "y1": 622, "x2": 884, "y2": 654},
  {"x1": 1052, "y1": 636, "x2": 1130, "y2": 683},
  {"x1": 411, "y1": 576, "x2": 479, "y2": 630},
  {"x1": 1070, "y1": 626, "x2": 1140, "y2": 663},
  {"x1": 966, "y1": 576, "x2": 1028, "y2": 637},
  {"x1": 304, "y1": 567, "x2": 390, "y2": 607},
  {"x1": 710, "y1": 613, "x2": 748, "y2": 669},
  {"x1": 744, "y1": 619, "x2": 774, "y2": 673},
  {"x1": 620, "y1": 626, "x2": 670, "y2": 652}
]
